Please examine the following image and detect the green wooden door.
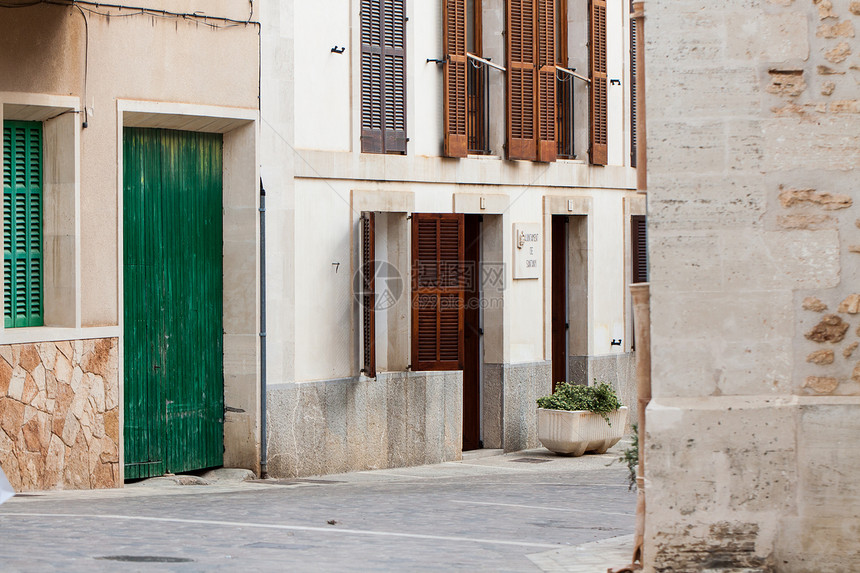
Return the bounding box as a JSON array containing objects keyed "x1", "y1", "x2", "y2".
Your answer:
[{"x1": 123, "y1": 127, "x2": 224, "y2": 480}]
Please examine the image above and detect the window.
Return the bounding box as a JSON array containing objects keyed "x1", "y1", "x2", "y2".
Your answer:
[
  {"x1": 357, "y1": 207, "x2": 410, "y2": 375},
  {"x1": 361, "y1": 0, "x2": 407, "y2": 154},
  {"x1": 443, "y1": 0, "x2": 467, "y2": 157},
  {"x1": 443, "y1": 0, "x2": 494, "y2": 156},
  {"x1": 556, "y1": 0, "x2": 575, "y2": 159},
  {"x1": 444, "y1": 0, "x2": 609, "y2": 164},
  {"x1": 589, "y1": 0, "x2": 608, "y2": 165},
  {"x1": 361, "y1": 212, "x2": 376, "y2": 377},
  {"x1": 506, "y1": 0, "x2": 557, "y2": 162},
  {"x1": 629, "y1": 213, "x2": 647, "y2": 351},
  {"x1": 629, "y1": 0, "x2": 637, "y2": 167},
  {"x1": 465, "y1": 0, "x2": 489, "y2": 155},
  {"x1": 3, "y1": 120, "x2": 43, "y2": 328},
  {"x1": 631, "y1": 215, "x2": 647, "y2": 284},
  {"x1": 411, "y1": 213, "x2": 464, "y2": 371}
]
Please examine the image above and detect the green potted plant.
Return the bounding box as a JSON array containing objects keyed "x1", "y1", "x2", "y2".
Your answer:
[{"x1": 536, "y1": 382, "x2": 628, "y2": 456}]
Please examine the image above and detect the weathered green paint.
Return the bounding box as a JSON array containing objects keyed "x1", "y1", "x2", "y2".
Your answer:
[
  {"x1": 123, "y1": 127, "x2": 224, "y2": 480},
  {"x1": 3, "y1": 120, "x2": 43, "y2": 328}
]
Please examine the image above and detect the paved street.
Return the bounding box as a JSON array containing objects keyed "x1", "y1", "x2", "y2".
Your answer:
[{"x1": 0, "y1": 445, "x2": 636, "y2": 572}]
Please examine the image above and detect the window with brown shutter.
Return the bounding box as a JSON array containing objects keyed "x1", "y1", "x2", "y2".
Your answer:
[
  {"x1": 506, "y1": 0, "x2": 556, "y2": 162},
  {"x1": 555, "y1": 0, "x2": 568, "y2": 68},
  {"x1": 361, "y1": 212, "x2": 377, "y2": 377},
  {"x1": 361, "y1": 0, "x2": 407, "y2": 154},
  {"x1": 536, "y1": 0, "x2": 557, "y2": 162},
  {"x1": 631, "y1": 215, "x2": 647, "y2": 284},
  {"x1": 411, "y1": 213, "x2": 464, "y2": 371},
  {"x1": 589, "y1": 0, "x2": 608, "y2": 165},
  {"x1": 629, "y1": 0, "x2": 637, "y2": 168},
  {"x1": 506, "y1": 0, "x2": 537, "y2": 161},
  {"x1": 556, "y1": 0, "x2": 576, "y2": 159},
  {"x1": 443, "y1": 0, "x2": 468, "y2": 158}
]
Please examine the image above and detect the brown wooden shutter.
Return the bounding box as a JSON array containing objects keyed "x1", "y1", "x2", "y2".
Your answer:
[
  {"x1": 506, "y1": 0, "x2": 537, "y2": 161},
  {"x1": 443, "y1": 0, "x2": 468, "y2": 158},
  {"x1": 412, "y1": 213, "x2": 464, "y2": 371},
  {"x1": 361, "y1": 0, "x2": 407, "y2": 154},
  {"x1": 383, "y1": 0, "x2": 407, "y2": 153},
  {"x1": 361, "y1": 212, "x2": 377, "y2": 378},
  {"x1": 536, "y1": 0, "x2": 557, "y2": 162},
  {"x1": 631, "y1": 215, "x2": 648, "y2": 283},
  {"x1": 629, "y1": 0, "x2": 637, "y2": 168},
  {"x1": 589, "y1": 0, "x2": 608, "y2": 165},
  {"x1": 361, "y1": 0, "x2": 384, "y2": 153}
]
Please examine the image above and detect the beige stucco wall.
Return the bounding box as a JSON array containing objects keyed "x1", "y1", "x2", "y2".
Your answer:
[
  {"x1": 645, "y1": 0, "x2": 860, "y2": 570},
  {"x1": 0, "y1": 3, "x2": 257, "y2": 327},
  {"x1": 0, "y1": 2, "x2": 261, "y2": 486}
]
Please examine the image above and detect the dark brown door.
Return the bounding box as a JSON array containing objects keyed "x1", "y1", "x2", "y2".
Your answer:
[
  {"x1": 463, "y1": 214, "x2": 482, "y2": 450},
  {"x1": 551, "y1": 215, "x2": 568, "y2": 390},
  {"x1": 411, "y1": 213, "x2": 465, "y2": 371}
]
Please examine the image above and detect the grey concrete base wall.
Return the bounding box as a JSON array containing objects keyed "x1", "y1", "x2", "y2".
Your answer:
[
  {"x1": 569, "y1": 353, "x2": 637, "y2": 433},
  {"x1": 486, "y1": 361, "x2": 552, "y2": 453},
  {"x1": 265, "y1": 371, "x2": 462, "y2": 478},
  {"x1": 482, "y1": 364, "x2": 504, "y2": 450}
]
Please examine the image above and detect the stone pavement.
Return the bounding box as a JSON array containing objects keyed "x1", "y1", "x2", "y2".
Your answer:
[
  {"x1": 0, "y1": 443, "x2": 637, "y2": 572},
  {"x1": 528, "y1": 535, "x2": 635, "y2": 572}
]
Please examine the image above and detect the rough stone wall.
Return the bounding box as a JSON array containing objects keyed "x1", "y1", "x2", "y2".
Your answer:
[
  {"x1": 645, "y1": 0, "x2": 860, "y2": 571},
  {"x1": 0, "y1": 339, "x2": 120, "y2": 491},
  {"x1": 265, "y1": 371, "x2": 462, "y2": 478}
]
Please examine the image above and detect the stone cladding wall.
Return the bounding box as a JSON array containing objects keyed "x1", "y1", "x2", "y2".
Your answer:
[{"x1": 0, "y1": 339, "x2": 120, "y2": 491}]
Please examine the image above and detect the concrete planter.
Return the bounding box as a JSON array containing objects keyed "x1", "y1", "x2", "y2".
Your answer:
[{"x1": 537, "y1": 407, "x2": 628, "y2": 456}]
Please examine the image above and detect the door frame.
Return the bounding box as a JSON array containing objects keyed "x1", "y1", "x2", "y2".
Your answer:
[
  {"x1": 543, "y1": 196, "x2": 593, "y2": 374},
  {"x1": 623, "y1": 195, "x2": 647, "y2": 353},
  {"x1": 116, "y1": 100, "x2": 260, "y2": 477},
  {"x1": 453, "y1": 195, "x2": 507, "y2": 451},
  {"x1": 122, "y1": 127, "x2": 225, "y2": 478},
  {"x1": 551, "y1": 214, "x2": 569, "y2": 389}
]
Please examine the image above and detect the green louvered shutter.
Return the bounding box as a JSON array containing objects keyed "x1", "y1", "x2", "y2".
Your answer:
[{"x1": 3, "y1": 121, "x2": 43, "y2": 328}]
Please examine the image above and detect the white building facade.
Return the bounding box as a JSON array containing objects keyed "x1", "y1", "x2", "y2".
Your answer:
[{"x1": 261, "y1": 0, "x2": 642, "y2": 476}]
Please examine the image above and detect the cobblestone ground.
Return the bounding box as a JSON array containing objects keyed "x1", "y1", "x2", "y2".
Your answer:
[{"x1": 0, "y1": 446, "x2": 636, "y2": 572}]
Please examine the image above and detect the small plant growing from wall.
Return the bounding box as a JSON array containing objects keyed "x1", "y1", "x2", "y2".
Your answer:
[
  {"x1": 619, "y1": 424, "x2": 638, "y2": 490},
  {"x1": 536, "y1": 382, "x2": 623, "y2": 425}
]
